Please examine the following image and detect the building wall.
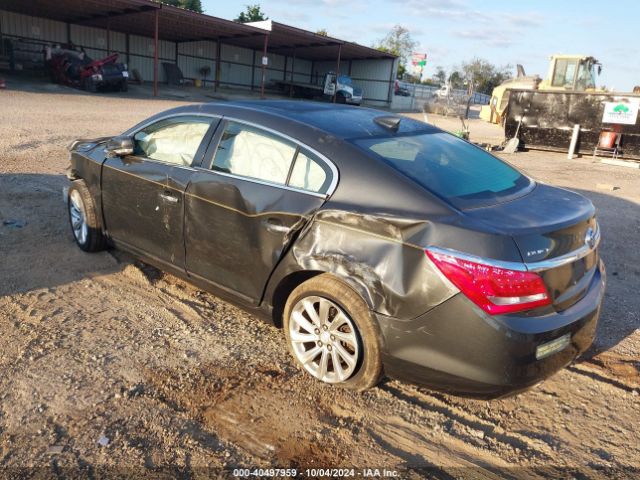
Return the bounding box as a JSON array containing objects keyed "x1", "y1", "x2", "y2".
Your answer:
[
  {"x1": 0, "y1": 9, "x2": 397, "y2": 106},
  {"x1": 128, "y1": 34, "x2": 175, "y2": 83},
  {"x1": 0, "y1": 10, "x2": 66, "y2": 43},
  {"x1": 350, "y1": 58, "x2": 397, "y2": 106},
  {"x1": 178, "y1": 40, "x2": 216, "y2": 86}
]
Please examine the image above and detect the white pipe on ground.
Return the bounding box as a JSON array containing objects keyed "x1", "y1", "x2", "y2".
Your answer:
[{"x1": 568, "y1": 124, "x2": 580, "y2": 159}]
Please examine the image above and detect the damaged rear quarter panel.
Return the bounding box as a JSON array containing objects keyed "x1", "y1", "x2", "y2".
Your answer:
[{"x1": 271, "y1": 209, "x2": 460, "y2": 320}]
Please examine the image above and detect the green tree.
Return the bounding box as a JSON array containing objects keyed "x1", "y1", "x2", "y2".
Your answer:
[
  {"x1": 161, "y1": 0, "x2": 203, "y2": 13},
  {"x1": 448, "y1": 70, "x2": 464, "y2": 89},
  {"x1": 459, "y1": 58, "x2": 511, "y2": 94},
  {"x1": 373, "y1": 25, "x2": 417, "y2": 79},
  {"x1": 433, "y1": 66, "x2": 446, "y2": 85},
  {"x1": 235, "y1": 4, "x2": 268, "y2": 22},
  {"x1": 316, "y1": 29, "x2": 328, "y2": 36},
  {"x1": 182, "y1": 0, "x2": 203, "y2": 12}
]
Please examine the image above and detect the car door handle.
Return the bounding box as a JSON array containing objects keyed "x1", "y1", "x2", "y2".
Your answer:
[
  {"x1": 159, "y1": 191, "x2": 179, "y2": 204},
  {"x1": 263, "y1": 218, "x2": 290, "y2": 234}
]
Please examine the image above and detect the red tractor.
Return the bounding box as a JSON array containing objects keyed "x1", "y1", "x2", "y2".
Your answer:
[{"x1": 47, "y1": 46, "x2": 129, "y2": 92}]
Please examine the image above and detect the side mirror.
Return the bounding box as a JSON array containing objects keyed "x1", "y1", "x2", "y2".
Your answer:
[{"x1": 105, "y1": 136, "x2": 134, "y2": 156}]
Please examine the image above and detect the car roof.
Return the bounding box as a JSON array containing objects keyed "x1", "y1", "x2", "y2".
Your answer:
[
  {"x1": 138, "y1": 100, "x2": 452, "y2": 218},
  {"x1": 198, "y1": 100, "x2": 435, "y2": 140}
]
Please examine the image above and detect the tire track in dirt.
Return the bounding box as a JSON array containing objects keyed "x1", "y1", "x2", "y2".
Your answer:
[
  {"x1": 399, "y1": 372, "x2": 640, "y2": 476},
  {"x1": 76, "y1": 260, "x2": 640, "y2": 477},
  {"x1": 381, "y1": 383, "x2": 555, "y2": 462},
  {"x1": 316, "y1": 386, "x2": 543, "y2": 479},
  {"x1": 573, "y1": 354, "x2": 640, "y2": 392}
]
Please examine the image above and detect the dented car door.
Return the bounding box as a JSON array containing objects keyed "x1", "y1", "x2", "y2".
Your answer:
[
  {"x1": 184, "y1": 119, "x2": 336, "y2": 305},
  {"x1": 102, "y1": 115, "x2": 217, "y2": 267}
]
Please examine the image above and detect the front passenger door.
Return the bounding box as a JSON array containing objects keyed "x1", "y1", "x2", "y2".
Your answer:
[{"x1": 102, "y1": 115, "x2": 217, "y2": 268}]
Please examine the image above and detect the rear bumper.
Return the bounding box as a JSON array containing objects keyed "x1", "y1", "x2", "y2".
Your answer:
[{"x1": 376, "y1": 259, "x2": 606, "y2": 398}]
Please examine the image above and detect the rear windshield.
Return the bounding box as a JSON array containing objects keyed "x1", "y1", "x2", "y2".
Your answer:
[{"x1": 354, "y1": 132, "x2": 532, "y2": 209}]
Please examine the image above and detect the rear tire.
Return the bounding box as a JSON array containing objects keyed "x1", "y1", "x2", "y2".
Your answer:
[
  {"x1": 68, "y1": 180, "x2": 106, "y2": 252},
  {"x1": 283, "y1": 274, "x2": 383, "y2": 391}
]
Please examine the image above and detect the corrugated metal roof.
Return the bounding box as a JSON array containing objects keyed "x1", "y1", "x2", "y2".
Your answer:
[
  {"x1": 238, "y1": 22, "x2": 396, "y2": 61},
  {"x1": 0, "y1": 0, "x2": 397, "y2": 61}
]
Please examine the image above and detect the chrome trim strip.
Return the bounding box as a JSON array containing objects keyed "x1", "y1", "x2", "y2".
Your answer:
[
  {"x1": 427, "y1": 222, "x2": 600, "y2": 273},
  {"x1": 525, "y1": 224, "x2": 600, "y2": 272},
  {"x1": 122, "y1": 112, "x2": 223, "y2": 137},
  {"x1": 115, "y1": 112, "x2": 221, "y2": 170},
  {"x1": 427, "y1": 246, "x2": 528, "y2": 272},
  {"x1": 208, "y1": 169, "x2": 328, "y2": 199},
  {"x1": 488, "y1": 293, "x2": 548, "y2": 305}
]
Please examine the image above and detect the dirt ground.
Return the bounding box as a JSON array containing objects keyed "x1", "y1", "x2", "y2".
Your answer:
[{"x1": 1, "y1": 78, "x2": 639, "y2": 479}]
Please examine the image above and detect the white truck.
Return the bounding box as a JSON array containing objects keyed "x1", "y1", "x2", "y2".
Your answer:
[{"x1": 276, "y1": 72, "x2": 363, "y2": 105}]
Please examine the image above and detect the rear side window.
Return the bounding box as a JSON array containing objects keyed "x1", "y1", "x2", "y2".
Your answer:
[
  {"x1": 289, "y1": 150, "x2": 331, "y2": 194},
  {"x1": 212, "y1": 121, "x2": 296, "y2": 185},
  {"x1": 354, "y1": 132, "x2": 531, "y2": 209},
  {"x1": 211, "y1": 121, "x2": 336, "y2": 196}
]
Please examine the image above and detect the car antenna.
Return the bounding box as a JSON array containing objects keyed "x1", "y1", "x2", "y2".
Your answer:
[{"x1": 374, "y1": 116, "x2": 401, "y2": 132}]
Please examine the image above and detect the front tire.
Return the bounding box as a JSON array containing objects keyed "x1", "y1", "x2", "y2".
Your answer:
[
  {"x1": 68, "y1": 180, "x2": 106, "y2": 252},
  {"x1": 283, "y1": 274, "x2": 382, "y2": 391}
]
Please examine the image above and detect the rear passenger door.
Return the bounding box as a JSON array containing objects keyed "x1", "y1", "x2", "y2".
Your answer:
[{"x1": 184, "y1": 119, "x2": 337, "y2": 305}]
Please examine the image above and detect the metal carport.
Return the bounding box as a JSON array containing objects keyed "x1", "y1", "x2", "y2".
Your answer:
[{"x1": 0, "y1": 0, "x2": 397, "y2": 103}]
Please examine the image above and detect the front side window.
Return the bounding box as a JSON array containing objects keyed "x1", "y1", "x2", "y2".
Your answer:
[
  {"x1": 354, "y1": 132, "x2": 532, "y2": 209},
  {"x1": 552, "y1": 59, "x2": 577, "y2": 88},
  {"x1": 134, "y1": 116, "x2": 212, "y2": 166},
  {"x1": 212, "y1": 122, "x2": 296, "y2": 185}
]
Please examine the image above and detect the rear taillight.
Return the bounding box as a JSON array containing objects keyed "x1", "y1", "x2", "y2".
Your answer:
[{"x1": 425, "y1": 249, "x2": 551, "y2": 315}]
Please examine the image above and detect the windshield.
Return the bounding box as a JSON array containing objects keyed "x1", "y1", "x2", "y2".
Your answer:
[
  {"x1": 337, "y1": 75, "x2": 352, "y2": 86},
  {"x1": 354, "y1": 132, "x2": 533, "y2": 209}
]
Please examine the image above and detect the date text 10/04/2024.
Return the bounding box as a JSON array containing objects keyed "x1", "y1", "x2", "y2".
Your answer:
[{"x1": 232, "y1": 468, "x2": 400, "y2": 477}]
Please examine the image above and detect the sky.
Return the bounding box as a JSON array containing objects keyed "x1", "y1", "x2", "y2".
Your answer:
[{"x1": 202, "y1": 0, "x2": 640, "y2": 91}]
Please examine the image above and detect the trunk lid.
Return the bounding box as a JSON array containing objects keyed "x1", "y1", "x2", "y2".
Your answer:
[{"x1": 463, "y1": 183, "x2": 599, "y2": 311}]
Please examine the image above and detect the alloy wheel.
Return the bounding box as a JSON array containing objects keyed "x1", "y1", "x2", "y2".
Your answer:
[
  {"x1": 69, "y1": 190, "x2": 88, "y2": 245},
  {"x1": 289, "y1": 296, "x2": 361, "y2": 383}
]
